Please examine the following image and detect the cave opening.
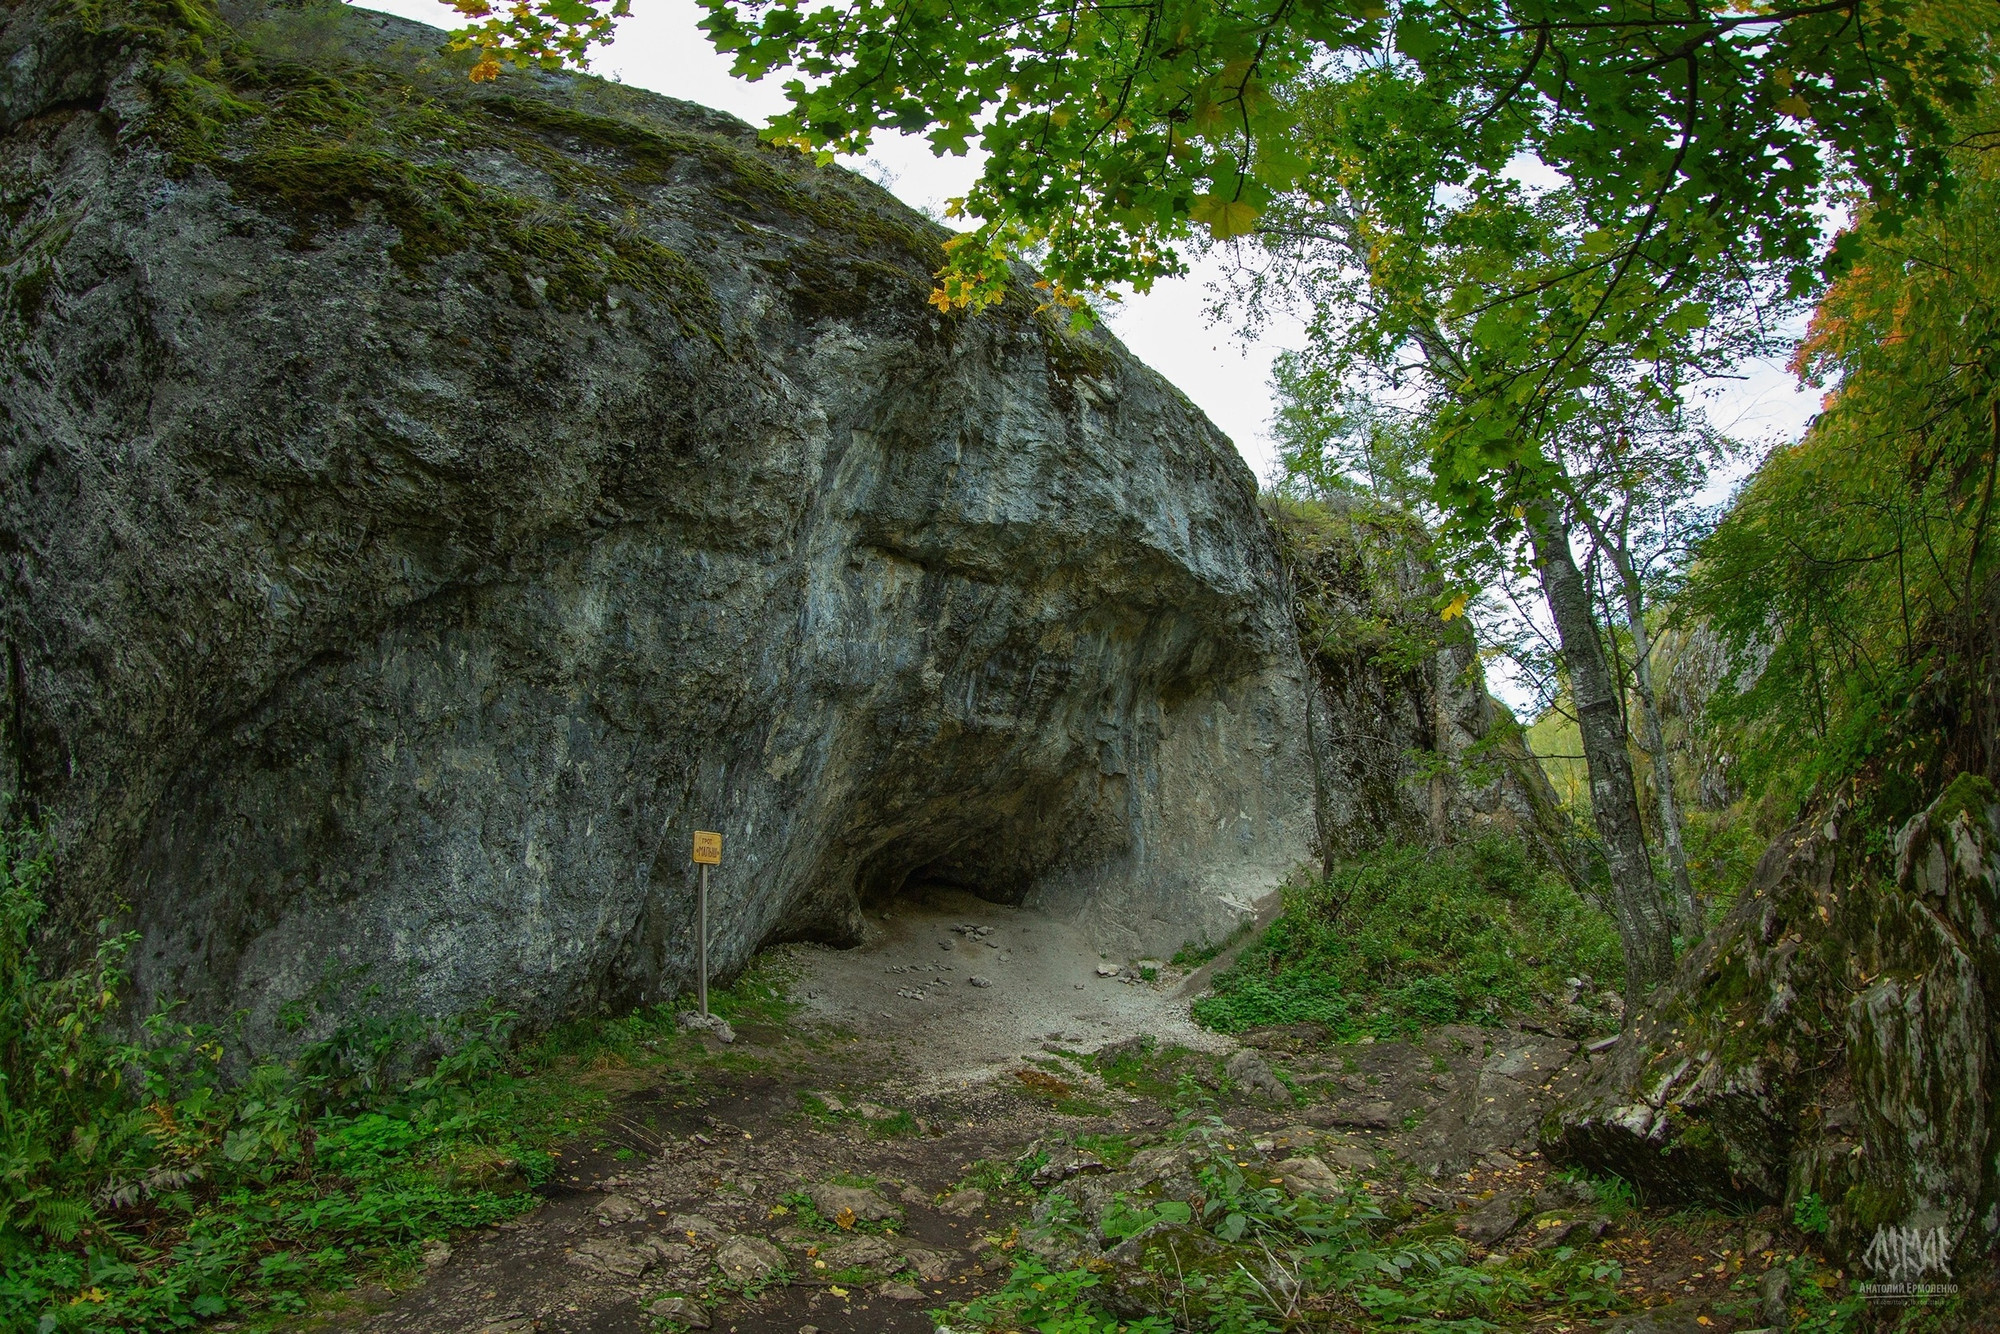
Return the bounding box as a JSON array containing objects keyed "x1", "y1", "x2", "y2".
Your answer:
[{"x1": 854, "y1": 834, "x2": 1034, "y2": 917}]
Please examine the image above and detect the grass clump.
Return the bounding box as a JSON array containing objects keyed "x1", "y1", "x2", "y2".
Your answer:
[{"x1": 1192, "y1": 835, "x2": 1618, "y2": 1037}]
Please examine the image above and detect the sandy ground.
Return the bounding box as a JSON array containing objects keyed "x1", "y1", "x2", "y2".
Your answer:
[{"x1": 776, "y1": 888, "x2": 1233, "y2": 1089}]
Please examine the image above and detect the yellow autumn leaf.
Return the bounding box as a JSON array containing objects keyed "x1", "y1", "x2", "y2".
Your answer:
[
  {"x1": 1190, "y1": 194, "x2": 1259, "y2": 240},
  {"x1": 830, "y1": 1285, "x2": 850, "y2": 1297},
  {"x1": 1776, "y1": 95, "x2": 1812, "y2": 119},
  {"x1": 1440, "y1": 593, "x2": 1470, "y2": 622}
]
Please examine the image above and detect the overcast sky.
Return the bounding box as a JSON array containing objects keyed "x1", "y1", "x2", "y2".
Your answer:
[{"x1": 360, "y1": 0, "x2": 1822, "y2": 482}]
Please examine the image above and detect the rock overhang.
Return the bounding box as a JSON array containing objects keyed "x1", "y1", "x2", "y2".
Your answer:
[{"x1": 0, "y1": 0, "x2": 1315, "y2": 1044}]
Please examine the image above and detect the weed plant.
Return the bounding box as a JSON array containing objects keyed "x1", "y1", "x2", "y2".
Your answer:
[
  {"x1": 0, "y1": 821, "x2": 789, "y2": 1329},
  {"x1": 1192, "y1": 836, "x2": 1619, "y2": 1036}
]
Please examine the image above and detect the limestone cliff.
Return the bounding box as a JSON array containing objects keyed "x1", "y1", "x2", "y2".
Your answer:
[{"x1": 0, "y1": 0, "x2": 1316, "y2": 1041}]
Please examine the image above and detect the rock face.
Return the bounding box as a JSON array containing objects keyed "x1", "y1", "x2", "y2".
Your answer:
[
  {"x1": 1544, "y1": 774, "x2": 2000, "y2": 1271},
  {"x1": 1268, "y1": 497, "x2": 1562, "y2": 864},
  {"x1": 0, "y1": 0, "x2": 1315, "y2": 1039}
]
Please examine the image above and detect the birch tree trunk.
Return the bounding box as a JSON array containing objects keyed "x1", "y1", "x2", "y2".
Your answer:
[
  {"x1": 1605, "y1": 544, "x2": 1704, "y2": 941},
  {"x1": 1527, "y1": 503, "x2": 1676, "y2": 1003}
]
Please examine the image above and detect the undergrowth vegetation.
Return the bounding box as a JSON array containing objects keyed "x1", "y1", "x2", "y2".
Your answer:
[
  {"x1": 1192, "y1": 835, "x2": 1619, "y2": 1037},
  {"x1": 940, "y1": 1114, "x2": 1629, "y2": 1334},
  {"x1": 0, "y1": 820, "x2": 792, "y2": 1331}
]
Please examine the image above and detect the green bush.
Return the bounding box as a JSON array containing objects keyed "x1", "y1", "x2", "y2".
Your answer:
[{"x1": 1192, "y1": 836, "x2": 1619, "y2": 1037}]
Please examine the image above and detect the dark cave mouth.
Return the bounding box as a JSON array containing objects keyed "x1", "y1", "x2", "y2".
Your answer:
[{"x1": 853, "y1": 830, "x2": 1042, "y2": 915}]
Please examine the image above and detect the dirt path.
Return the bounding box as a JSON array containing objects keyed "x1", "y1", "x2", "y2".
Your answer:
[
  {"x1": 301, "y1": 894, "x2": 1818, "y2": 1334},
  {"x1": 787, "y1": 889, "x2": 1230, "y2": 1087},
  {"x1": 303, "y1": 894, "x2": 1213, "y2": 1334}
]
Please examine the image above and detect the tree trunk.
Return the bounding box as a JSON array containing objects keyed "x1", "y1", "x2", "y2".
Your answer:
[
  {"x1": 1526, "y1": 503, "x2": 1676, "y2": 1005},
  {"x1": 1606, "y1": 547, "x2": 1704, "y2": 940}
]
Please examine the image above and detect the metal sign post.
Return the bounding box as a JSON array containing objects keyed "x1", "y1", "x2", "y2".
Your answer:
[{"x1": 692, "y1": 831, "x2": 722, "y2": 1017}]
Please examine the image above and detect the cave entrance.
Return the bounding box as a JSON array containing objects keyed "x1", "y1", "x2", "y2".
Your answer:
[{"x1": 854, "y1": 835, "x2": 1034, "y2": 915}]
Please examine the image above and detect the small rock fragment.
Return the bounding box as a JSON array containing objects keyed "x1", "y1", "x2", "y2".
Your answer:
[
  {"x1": 820, "y1": 1234, "x2": 899, "y2": 1269},
  {"x1": 1322, "y1": 1142, "x2": 1376, "y2": 1171},
  {"x1": 1277, "y1": 1156, "x2": 1343, "y2": 1198},
  {"x1": 676, "y1": 1011, "x2": 736, "y2": 1043},
  {"x1": 568, "y1": 1237, "x2": 655, "y2": 1277},
  {"x1": 1759, "y1": 1266, "x2": 1792, "y2": 1329},
  {"x1": 475, "y1": 1317, "x2": 535, "y2": 1334},
  {"x1": 941, "y1": 1187, "x2": 988, "y2": 1216},
  {"x1": 420, "y1": 1239, "x2": 452, "y2": 1267},
  {"x1": 667, "y1": 1213, "x2": 726, "y2": 1245},
  {"x1": 1029, "y1": 1147, "x2": 1106, "y2": 1188},
  {"x1": 902, "y1": 1245, "x2": 955, "y2": 1280},
  {"x1": 968, "y1": 975, "x2": 992, "y2": 988},
  {"x1": 647, "y1": 1239, "x2": 697, "y2": 1265},
  {"x1": 714, "y1": 1233, "x2": 785, "y2": 1283},
  {"x1": 808, "y1": 1181, "x2": 904, "y2": 1225},
  {"x1": 1095, "y1": 962, "x2": 1120, "y2": 977},
  {"x1": 1454, "y1": 1193, "x2": 1527, "y2": 1245},
  {"x1": 1225, "y1": 1049, "x2": 1287, "y2": 1098},
  {"x1": 594, "y1": 1194, "x2": 648, "y2": 1225},
  {"x1": 880, "y1": 1280, "x2": 924, "y2": 1301},
  {"x1": 647, "y1": 1296, "x2": 711, "y2": 1328}
]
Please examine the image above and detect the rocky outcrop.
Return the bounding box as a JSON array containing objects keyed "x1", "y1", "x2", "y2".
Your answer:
[
  {"x1": 1268, "y1": 496, "x2": 1561, "y2": 865},
  {"x1": 0, "y1": 0, "x2": 1316, "y2": 1041},
  {"x1": 1544, "y1": 773, "x2": 2000, "y2": 1272}
]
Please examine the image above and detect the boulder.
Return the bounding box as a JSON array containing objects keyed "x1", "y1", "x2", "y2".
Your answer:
[
  {"x1": 807, "y1": 1182, "x2": 901, "y2": 1226},
  {"x1": 713, "y1": 1234, "x2": 784, "y2": 1284},
  {"x1": 1545, "y1": 776, "x2": 2000, "y2": 1270},
  {"x1": 1225, "y1": 1048, "x2": 1287, "y2": 1099},
  {"x1": 0, "y1": 0, "x2": 1315, "y2": 1038}
]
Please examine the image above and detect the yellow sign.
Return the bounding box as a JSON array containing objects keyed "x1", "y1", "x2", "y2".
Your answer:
[{"x1": 692, "y1": 831, "x2": 722, "y2": 865}]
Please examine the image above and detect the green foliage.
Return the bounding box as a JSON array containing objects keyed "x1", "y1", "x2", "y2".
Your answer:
[
  {"x1": 1793, "y1": 1191, "x2": 1832, "y2": 1236},
  {"x1": 951, "y1": 1118, "x2": 1627, "y2": 1334},
  {"x1": 0, "y1": 818, "x2": 776, "y2": 1329},
  {"x1": 1687, "y1": 124, "x2": 2000, "y2": 824},
  {"x1": 955, "y1": 1257, "x2": 1173, "y2": 1334},
  {"x1": 1192, "y1": 835, "x2": 1618, "y2": 1036},
  {"x1": 673, "y1": 0, "x2": 1989, "y2": 327}
]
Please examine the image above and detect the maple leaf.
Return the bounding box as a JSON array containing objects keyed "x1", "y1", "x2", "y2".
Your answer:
[{"x1": 1190, "y1": 194, "x2": 1258, "y2": 239}]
